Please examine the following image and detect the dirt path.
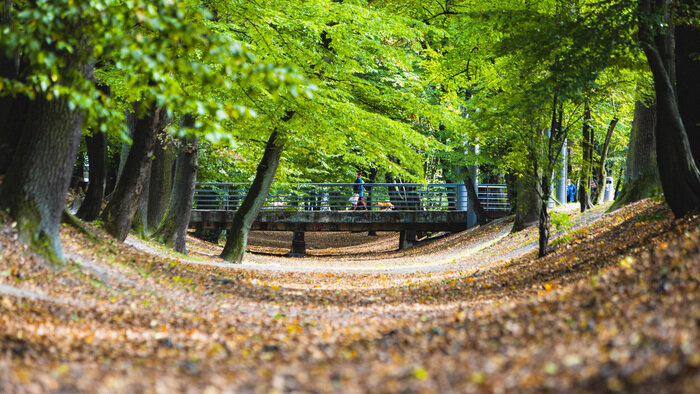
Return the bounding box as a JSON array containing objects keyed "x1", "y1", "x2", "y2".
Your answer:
[{"x1": 2, "y1": 200, "x2": 697, "y2": 393}]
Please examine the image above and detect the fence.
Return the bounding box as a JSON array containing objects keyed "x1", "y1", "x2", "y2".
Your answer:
[{"x1": 193, "y1": 182, "x2": 509, "y2": 212}]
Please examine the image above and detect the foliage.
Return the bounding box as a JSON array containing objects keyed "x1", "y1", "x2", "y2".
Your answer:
[{"x1": 551, "y1": 212, "x2": 573, "y2": 232}]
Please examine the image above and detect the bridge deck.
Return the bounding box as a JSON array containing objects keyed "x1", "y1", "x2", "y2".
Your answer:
[{"x1": 189, "y1": 210, "x2": 471, "y2": 232}]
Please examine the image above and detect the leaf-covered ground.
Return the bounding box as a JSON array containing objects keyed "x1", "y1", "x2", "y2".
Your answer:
[{"x1": 0, "y1": 200, "x2": 698, "y2": 392}]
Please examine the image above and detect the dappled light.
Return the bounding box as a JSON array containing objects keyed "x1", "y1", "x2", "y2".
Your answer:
[{"x1": 1, "y1": 199, "x2": 698, "y2": 391}]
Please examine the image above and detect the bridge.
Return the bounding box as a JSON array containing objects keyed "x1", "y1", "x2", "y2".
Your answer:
[{"x1": 189, "y1": 183, "x2": 509, "y2": 254}]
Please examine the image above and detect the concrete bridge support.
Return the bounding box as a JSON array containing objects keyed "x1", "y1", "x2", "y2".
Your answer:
[
  {"x1": 288, "y1": 230, "x2": 306, "y2": 257},
  {"x1": 399, "y1": 230, "x2": 418, "y2": 250}
]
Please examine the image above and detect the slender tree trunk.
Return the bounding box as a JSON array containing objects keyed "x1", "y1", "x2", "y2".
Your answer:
[
  {"x1": 71, "y1": 150, "x2": 86, "y2": 190},
  {"x1": 464, "y1": 174, "x2": 488, "y2": 225},
  {"x1": 0, "y1": 56, "x2": 94, "y2": 261},
  {"x1": 76, "y1": 131, "x2": 107, "y2": 221},
  {"x1": 640, "y1": 0, "x2": 700, "y2": 217},
  {"x1": 610, "y1": 98, "x2": 660, "y2": 210},
  {"x1": 148, "y1": 134, "x2": 174, "y2": 231},
  {"x1": 593, "y1": 118, "x2": 618, "y2": 203},
  {"x1": 538, "y1": 94, "x2": 565, "y2": 257},
  {"x1": 221, "y1": 122, "x2": 290, "y2": 263},
  {"x1": 538, "y1": 194, "x2": 550, "y2": 258},
  {"x1": 579, "y1": 102, "x2": 593, "y2": 212},
  {"x1": 367, "y1": 167, "x2": 377, "y2": 235},
  {"x1": 100, "y1": 105, "x2": 160, "y2": 241},
  {"x1": 154, "y1": 126, "x2": 198, "y2": 254}
]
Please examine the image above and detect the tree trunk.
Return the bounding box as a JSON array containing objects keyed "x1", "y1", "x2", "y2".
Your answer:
[
  {"x1": 0, "y1": 58, "x2": 93, "y2": 261},
  {"x1": 0, "y1": 2, "x2": 27, "y2": 176},
  {"x1": 148, "y1": 134, "x2": 174, "y2": 231},
  {"x1": 0, "y1": 97, "x2": 27, "y2": 175},
  {"x1": 221, "y1": 123, "x2": 290, "y2": 263},
  {"x1": 512, "y1": 173, "x2": 540, "y2": 232},
  {"x1": 132, "y1": 112, "x2": 171, "y2": 237},
  {"x1": 593, "y1": 117, "x2": 618, "y2": 204},
  {"x1": 537, "y1": 197, "x2": 550, "y2": 258},
  {"x1": 116, "y1": 105, "x2": 137, "y2": 184},
  {"x1": 367, "y1": 167, "x2": 377, "y2": 235},
  {"x1": 675, "y1": 15, "x2": 700, "y2": 164},
  {"x1": 154, "y1": 130, "x2": 198, "y2": 254},
  {"x1": 100, "y1": 105, "x2": 160, "y2": 241},
  {"x1": 640, "y1": 0, "x2": 700, "y2": 217},
  {"x1": 610, "y1": 98, "x2": 660, "y2": 210},
  {"x1": 131, "y1": 160, "x2": 151, "y2": 238},
  {"x1": 464, "y1": 174, "x2": 488, "y2": 225},
  {"x1": 579, "y1": 102, "x2": 593, "y2": 212},
  {"x1": 76, "y1": 131, "x2": 107, "y2": 221}
]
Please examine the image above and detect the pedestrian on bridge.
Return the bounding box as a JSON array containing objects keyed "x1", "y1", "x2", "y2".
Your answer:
[{"x1": 352, "y1": 172, "x2": 367, "y2": 210}]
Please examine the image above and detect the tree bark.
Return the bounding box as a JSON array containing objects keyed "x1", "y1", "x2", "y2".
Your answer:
[
  {"x1": 116, "y1": 105, "x2": 137, "y2": 184},
  {"x1": 221, "y1": 117, "x2": 292, "y2": 263},
  {"x1": 593, "y1": 117, "x2": 618, "y2": 204},
  {"x1": 610, "y1": 98, "x2": 660, "y2": 210},
  {"x1": 148, "y1": 133, "x2": 174, "y2": 231},
  {"x1": 132, "y1": 112, "x2": 171, "y2": 237},
  {"x1": 512, "y1": 173, "x2": 540, "y2": 232},
  {"x1": 639, "y1": 0, "x2": 700, "y2": 217},
  {"x1": 100, "y1": 104, "x2": 160, "y2": 241},
  {"x1": 675, "y1": 14, "x2": 700, "y2": 164},
  {"x1": 0, "y1": 1, "x2": 26, "y2": 175},
  {"x1": 154, "y1": 127, "x2": 198, "y2": 254},
  {"x1": 464, "y1": 174, "x2": 488, "y2": 225},
  {"x1": 579, "y1": 102, "x2": 593, "y2": 212},
  {"x1": 367, "y1": 167, "x2": 377, "y2": 235},
  {"x1": 76, "y1": 131, "x2": 107, "y2": 221},
  {"x1": 0, "y1": 57, "x2": 93, "y2": 261},
  {"x1": 131, "y1": 159, "x2": 151, "y2": 238},
  {"x1": 0, "y1": 96, "x2": 28, "y2": 174}
]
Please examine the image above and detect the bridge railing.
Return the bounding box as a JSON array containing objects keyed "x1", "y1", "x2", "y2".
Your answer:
[
  {"x1": 477, "y1": 184, "x2": 510, "y2": 212},
  {"x1": 194, "y1": 183, "x2": 510, "y2": 212}
]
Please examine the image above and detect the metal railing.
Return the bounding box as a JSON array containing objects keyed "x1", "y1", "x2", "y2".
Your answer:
[
  {"x1": 477, "y1": 184, "x2": 509, "y2": 212},
  {"x1": 194, "y1": 182, "x2": 510, "y2": 212}
]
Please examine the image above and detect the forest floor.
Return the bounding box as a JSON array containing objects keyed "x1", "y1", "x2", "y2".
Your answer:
[{"x1": 0, "y1": 199, "x2": 698, "y2": 393}]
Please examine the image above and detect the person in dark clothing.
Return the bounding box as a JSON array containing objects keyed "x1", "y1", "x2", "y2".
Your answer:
[
  {"x1": 566, "y1": 178, "x2": 577, "y2": 203},
  {"x1": 352, "y1": 172, "x2": 367, "y2": 210}
]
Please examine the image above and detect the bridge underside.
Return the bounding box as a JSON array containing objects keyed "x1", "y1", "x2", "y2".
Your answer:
[{"x1": 189, "y1": 210, "x2": 471, "y2": 233}]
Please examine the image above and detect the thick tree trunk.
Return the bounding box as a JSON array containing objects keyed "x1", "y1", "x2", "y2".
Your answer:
[
  {"x1": 0, "y1": 2, "x2": 27, "y2": 175},
  {"x1": 579, "y1": 103, "x2": 594, "y2": 212},
  {"x1": 148, "y1": 134, "x2": 174, "y2": 231},
  {"x1": 154, "y1": 131, "x2": 198, "y2": 254},
  {"x1": 116, "y1": 105, "x2": 138, "y2": 184},
  {"x1": 0, "y1": 56, "x2": 93, "y2": 260},
  {"x1": 512, "y1": 173, "x2": 540, "y2": 232},
  {"x1": 675, "y1": 17, "x2": 700, "y2": 164},
  {"x1": 100, "y1": 105, "x2": 160, "y2": 241},
  {"x1": 640, "y1": 0, "x2": 700, "y2": 217},
  {"x1": 0, "y1": 97, "x2": 28, "y2": 175},
  {"x1": 610, "y1": 98, "x2": 660, "y2": 210},
  {"x1": 593, "y1": 118, "x2": 618, "y2": 204},
  {"x1": 221, "y1": 126, "x2": 289, "y2": 263},
  {"x1": 76, "y1": 131, "x2": 107, "y2": 221},
  {"x1": 464, "y1": 174, "x2": 488, "y2": 225},
  {"x1": 131, "y1": 161, "x2": 151, "y2": 238}
]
